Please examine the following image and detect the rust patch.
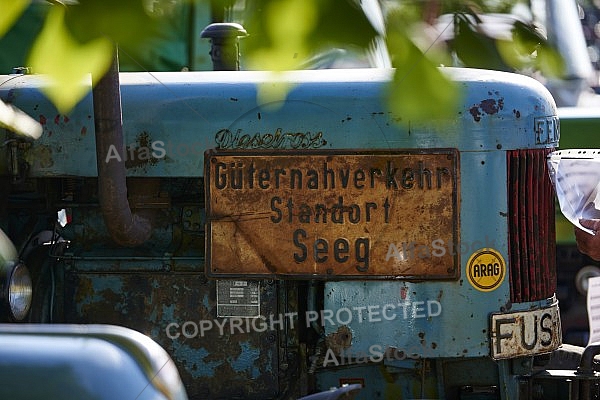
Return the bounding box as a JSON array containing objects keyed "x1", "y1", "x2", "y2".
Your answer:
[
  {"x1": 26, "y1": 145, "x2": 53, "y2": 168},
  {"x1": 469, "y1": 97, "x2": 504, "y2": 122},
  {"x1": 400, "y1": 287, "x2": 407, "y2": 299},
  {"x1": 326, "y1": 325, "x2": 352, "y2": 355},
  {"x1": 124, "y1": 131, "x2": 162, "y2": 170},
  {"x1": 481, "y1": 98, "x2": 503, "y2": 114}
]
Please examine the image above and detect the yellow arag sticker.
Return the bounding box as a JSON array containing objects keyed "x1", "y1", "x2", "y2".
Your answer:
[{"x1": 466, "y1": 248, "x2": 505, "y2": 292}]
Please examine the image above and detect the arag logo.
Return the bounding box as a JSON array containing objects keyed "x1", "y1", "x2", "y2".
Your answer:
[{"x1": 466, "y1": 248, "x2": 506, "y2": 292}]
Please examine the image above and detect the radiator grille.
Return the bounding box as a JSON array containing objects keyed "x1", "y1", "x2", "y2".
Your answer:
[{"x1": 507, "y1": 149, "x2": 556, "y2": 303}]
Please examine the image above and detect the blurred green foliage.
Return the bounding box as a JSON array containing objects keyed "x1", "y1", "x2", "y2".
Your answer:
[
  {"x1": 451, "y1": 11, "x2": 564, "y2": 77},
  {"x1": 28, "y1": 6, "x2": 113, "y2": 113},
  {"x1": 243, "y1": 0, "x2": 378, "y2": 70},
  {"x1": 0, "y1": 0, "x2": 29, "y2": 38},
  {"x1": 384, "y1": 7, "x2": 461, "y2": 121},
  {"x1": 0, "y1": 0, "x2": 565, "y2": 124}
]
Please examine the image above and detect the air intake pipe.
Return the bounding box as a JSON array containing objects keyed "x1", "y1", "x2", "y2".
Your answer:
[
  {"x1": 201, "y1": 23, "x2": 247, "y2": 71},
  {"x1": 92, "y1": 47, "x2": 152, "y2": 247}
]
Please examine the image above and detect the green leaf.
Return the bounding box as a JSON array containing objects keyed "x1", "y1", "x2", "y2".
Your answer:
[
  {"x1": 244, "y1": 0, "x2": 377, "y2": 70},
  {"x1": 242, "y1": 0, "x2": 380, "y2": 106},
  {"x1": 305, "y1": 0, "x2": 378, "y2": 51},
  {"x1": 452, "y1": 13, "x2": 512, "y2": 71},
  {"x1": 0, "y1": 0, "x2": 29, "y2": 38},
  {"x1": 246, "y1": 0, "x2": 319, "y2": 70},
  {"x1": 450, "y1": 13, "x2": 565, "y2": 78},
  {"x1": 496, "y1": 20, "x2": 565, "y2": 77},
  {"x1": 27, "y1": 6, "x2": 113, "y2": 113},
  {"x1": 63, "y1": 0, "x2": 157, "y2": 49},
  {"x1": 386, "y1": 29, "x2": 460, "y2": 123},
  {"x1": 535, "y1": 43, "x2": 565, "y2": 78}
]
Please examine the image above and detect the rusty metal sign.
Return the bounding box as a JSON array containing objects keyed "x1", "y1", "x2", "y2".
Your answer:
[
  {"x1": 205, "y1": 149, "x2": 460, "y2": 279},
  {"x1": 490, "y1": 302, "x2": 562, "y2": 359}
]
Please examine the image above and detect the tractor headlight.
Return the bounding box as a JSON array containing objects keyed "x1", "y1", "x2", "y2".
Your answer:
[
  {"x1": 7, "y1": 262, "x2": 32, "y2": 321},
  {"x1": 0, "y1": 229, "x2": 30, "y2": 321}
]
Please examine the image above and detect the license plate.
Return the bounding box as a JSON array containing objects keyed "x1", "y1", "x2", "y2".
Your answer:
[
  {"x1": 490, "y1": 303, "x2": 562, "y2": 359},
  {"x1": 205, "y1": 149, "x2": 459, "y2": 279}
]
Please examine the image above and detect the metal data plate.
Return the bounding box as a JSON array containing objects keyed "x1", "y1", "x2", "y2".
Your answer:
[
  {"x1": 216, "y1": 280, "x2": 260, "y2": 317},
  {"x1": 205, "y1": 149, "x2": 460, "y2": 279},
  {"x1": 490, "y1": 303, "x2": 562, "y2": 360}
]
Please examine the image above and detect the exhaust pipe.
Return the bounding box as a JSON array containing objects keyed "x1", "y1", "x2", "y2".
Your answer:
[{"x1": 92, "y1": 47, "x2": 152, "y2": 247}]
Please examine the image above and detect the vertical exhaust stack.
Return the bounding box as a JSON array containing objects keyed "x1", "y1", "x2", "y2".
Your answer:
[{"x1": 92, "y1": 47, "x2": 153, "y2": 247}]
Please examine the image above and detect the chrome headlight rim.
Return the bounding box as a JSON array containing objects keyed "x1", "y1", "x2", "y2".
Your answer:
[{"x1": 5, "y1": 262, "x2": 32, "y2": 321}]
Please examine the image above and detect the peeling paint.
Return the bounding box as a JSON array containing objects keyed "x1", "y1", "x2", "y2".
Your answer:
[
  {"x1": 64, "y1": 271, "x2": 280, "y2": 398},
  {"x1": 26, "y1": 144, "x2": 53, "y2": 168},
  {"x1": 124, "y1": 131, "x2": 162, "y2": 170},
  {"x1": 231, "y1": 341, "x2": 261, "y2": 379},
  {"x1": 175, "y1": 345, "x2": 223, "y2": 378},
  {"x1": 326, "y1": 325, "x2": 352, "y2": 355},
  {"x1": 469, "y1": 97, "x2": 505, "y2": 122}
]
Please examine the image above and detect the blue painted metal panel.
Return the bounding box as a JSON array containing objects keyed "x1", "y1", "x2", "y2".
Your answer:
[
  {"x1": 63, "y1": 270, "x2": 280, "y2": 398},
  {"x1": 0, "y1": 68, "x2": 555, "y2": 177},
  {"x1": 322, "y1": 151, "x2": 551, "y2": 359}
]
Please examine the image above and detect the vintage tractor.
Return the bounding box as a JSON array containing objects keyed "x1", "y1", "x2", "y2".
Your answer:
[{"x1": 0, "y1": 16, "x2": 598, "y2": 399}]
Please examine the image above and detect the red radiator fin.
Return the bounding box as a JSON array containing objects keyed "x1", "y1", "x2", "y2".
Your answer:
[{"x1": 507, "y1": 149, "x2": 556, "y2": 303}]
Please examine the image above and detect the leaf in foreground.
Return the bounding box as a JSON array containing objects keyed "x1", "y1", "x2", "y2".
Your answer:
[
  {"x1": 386, "y1": 29, "x2": 460, "y2": 123},
  {"x1": 27, "y1": 5, "x2": 113, "y2": 114},
  {"x1": 0, "y1": 0, "x2": 29, "y2": 38}
]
